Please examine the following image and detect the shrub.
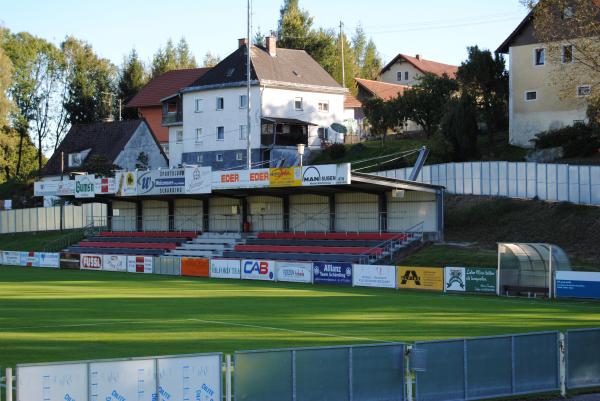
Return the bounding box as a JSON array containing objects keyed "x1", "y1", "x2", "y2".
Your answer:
[
  {"x1": 531, "y1": 123, "x2": 600, "y2": 158},
  {"x1": 327, "y1": 143, "x2": 346, "y2": 160},
  {"x1": 439, "y1": 93, "x2": 479, "y2": 161}
]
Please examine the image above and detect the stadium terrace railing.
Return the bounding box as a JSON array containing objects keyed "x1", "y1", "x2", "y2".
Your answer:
[{"x1": 358, "y1": 222, "x2": 424, "y2": 265}]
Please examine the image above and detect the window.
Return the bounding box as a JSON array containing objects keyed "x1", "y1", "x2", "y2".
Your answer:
[
  {"x1": 525, "y1": 91, "x2": 537, "y2": 101},
  {"x1": 195, "y1": 128, "x2": 202, "y2": 143},
  {"x1": 236, "y1": 152, "x2": 243, "y2": 161},
  {"x1": 167, "y1": 102, "x2": 177, "y2": 113},
  {"x1": 318, "y1": 101, "x2": 329, "y2": 112},
  {"x1": 216, "y1": 97, "x2": 224, "y2": 110},
  {"x1": 176, "y1": 130, "x2": 183, "y2": 143},
  {"x1": 562, "y1": 45, "x2": 573, "y2": 64},
  {"x1": 294, "y1": 97, "x2": 303, "y2": 110},
  {"x1": 534, "y1": 48, "x2": 545, "y2": 66},
  {"x1": 217, "y1": 126, "x2": 225, "y2": 140},
  {"x1": 216, "y1": 153, "x2": 224, "y2": 162},
  {"x1": 562, "y1": 6, "x2": 574, "y2": 19},
  {"x1": 239, "y1": 125, "x2": 247, "y2": 140},
  {"x1": 573, "y1": 119, "x2": 585, "y2": 125},
  {"x1": 396, "y1": 72, "x2": 402, "y2": 82},
  {"x1": 577, "y1": 85, "x2": 591, "y2": 97},
  {"x1": 195, "y1": 98, "x2": 203, "y2": 112},
  {"x1": 404, "y1": 71, "x2": 409, "y2": 81},
  {"x1": 318, "y1": 127, "x2": 328, "y2": 139},
  {"x1": 196, "y1": 153, "x2": 203, "y2": 163},
  {"x1": 239, "y1": 94, "x2": 248, "y2": 108}
]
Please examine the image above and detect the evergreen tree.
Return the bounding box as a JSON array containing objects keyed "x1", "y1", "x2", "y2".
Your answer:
[
  {"x1": 118, "y1": 49, "x2": 147, "y2": 119},
  {"x1": 150, "y1": 38, "x2": 197, "y2": 79},
  {"x1": 361, "y1": 39, "x2": 382, "y2": 79},
  {"x1": 440, "y1": 93, "x2": 479, "y2": 161},
  {"x1": 202, "y1": 51, "x2": 221, "y2": 67},
  {"x1": 351, "y1": 24, "x2": 367, "y2": 67}
]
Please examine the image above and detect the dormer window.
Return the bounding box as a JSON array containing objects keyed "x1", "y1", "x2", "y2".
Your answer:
[
  {"x1": 68, "y1": 152, "x2": 82, "y2": 167},
  {"x1": 226, "y1": 68, "x2": 235, "y2": 77}
]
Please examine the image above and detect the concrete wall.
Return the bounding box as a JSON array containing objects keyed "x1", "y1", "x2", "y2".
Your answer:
[{"x1": 289, "y1": 194, "x2": 330, "y2": 232}]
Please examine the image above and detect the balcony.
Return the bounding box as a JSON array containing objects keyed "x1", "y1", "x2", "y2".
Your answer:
[
  {"x1": 260, "y1": 117, "x2": 315, "y2": 147},
  {"x1": 162, "y1": 112, "x2": 182, "y2": 126}
]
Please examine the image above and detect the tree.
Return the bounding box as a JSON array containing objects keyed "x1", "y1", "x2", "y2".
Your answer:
[
  {"x1": 361, "y1": 39, "x2": 382, "y2": 79},
  {"x1": 0, "y1": 127, "x2": 38, "y2": 182},
  {"x1": 456, "y1": 46, "x2": 508, "y2": 146},
  {"x1": 331, "y1": 29, "x2": 358, "y2": 90},
  {"x1": 522, "y1": 0, "x2": 600, "y2": 98},
  {"x1": 351, "y1": 24, "x2": 367, "y2": 67},
  {"x1": 118, "y1": 49, "x2": 147, "y2": 119},
  {"x1": 82, "y1": 155, "x2": 120, "y2": 177},
  {"x1": 440, "y1": 93, "x2": 480, "y2": 161},
  {"x1": 62, "y1": 36, "x2": 116, "y2": 125},
  {"x1": 0, "y1": 29, "x2": 14, "y2": 128},
  {"x1": 363, "y1": 97, "x2": 396, "y2": 143},
  {"x1": 150, "y1": 38, "x2": 197, "y2": 79},
  {"x1": 135, "y1": 151, "x2": 149, "y2": 170},
  {"x1": 402, "y1": 73, "x2": 459, "y2": 138},
  {"x1": 202, "y1": 51, "x2": 221, "y2": 67}
]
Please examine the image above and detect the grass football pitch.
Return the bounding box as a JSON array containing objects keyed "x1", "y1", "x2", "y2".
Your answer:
[{"x1": 1, "y1": 266, "x2": 599, "y2": 369}]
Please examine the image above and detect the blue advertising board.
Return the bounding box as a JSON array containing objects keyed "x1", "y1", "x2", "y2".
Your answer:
[
  {"x1": 556, "y1": 271, "x2": 600, "y2": 299},
  {"x1": 313, "y1": 262, "x2": 352, "y2": 285}
]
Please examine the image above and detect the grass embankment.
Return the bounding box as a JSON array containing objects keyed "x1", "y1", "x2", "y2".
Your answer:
[
  {"x1": 0, "y1": 266, "x2": 599, "y2": 368},
  {"x1": 0, "y1": 229, "x2": 85, "y2": 252}
]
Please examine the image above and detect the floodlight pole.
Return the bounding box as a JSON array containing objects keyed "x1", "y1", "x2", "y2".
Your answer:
[
  {"x1": 246, "y1": 0, "x2": 252, "y2": 170},
  {"x1": 548, "y1": 245, "x2": 553, "y2": 299}
]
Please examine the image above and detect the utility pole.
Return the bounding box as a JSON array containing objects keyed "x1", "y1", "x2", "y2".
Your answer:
[
  {"x1": 118, "y1": 98, "x2": 122, "y2": 121},
  {"x1": 339, "y1": 21, "x2": 345, "y2": 88},
  {"x1": 246, "y1": 0, "x2": 252, "y2": 170}
]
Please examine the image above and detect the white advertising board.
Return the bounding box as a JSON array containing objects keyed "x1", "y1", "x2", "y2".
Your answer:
[
  {"x1": 74, "y1": 174, "x2": 96, "y2": 198},
  {"x1": 20, "y1": 251, "x2": 39, "y2": 267},
  {"x1": 212, "y1": 169, "x2": 270, "y2": 189},
  {"x1": 210, "y1": 259, "x2": 241, "y2": 279},
  {"x1": 127, "y1": 256, "x2": 153, "y2": 273},
  {"x1": 17, "y1": 363, "x2": 88, "y2": 401},
  {"x1": 157, "y1": 354, "x2": 221, "y2": 401},
  {"x1": 276, "y1": 261, "x2": 313, "y2": 283},
  {"x1": 115, "y1": 171, "x2": 137, "y2": 196},
  {"x1": 38, "y1": 252, "x2": 60, "y2": 268},
  {"x1": 352, "y1": 264, "x2": 397, "y2": 288},
  {"x1": 241, "y1": 259, "x2": 276, "y2": 281},
  {"x1": 34, "y1": 180, "x2": 76, "y2": 197},
  {"x1": 301, "y1": 163, "x2": 351, "y2": 186},
  {"x1": 80, "y1": 254, "x2": 103, "y2": 270},
  {"x1": 184, "y1": 166, "x2": 212, "y2": 194},
  {"x1": 102, "y1": 255, "x2": 128, "y2": 272},
  {"x1": 89, "y1": 359, "x2": 156, "y2": 401},
  {"x1": 2, "y1": 250, "x2": 20, "y2": 265},
  {"x1": 94, "y1": 177, "x2": 116, "y2": 194}
]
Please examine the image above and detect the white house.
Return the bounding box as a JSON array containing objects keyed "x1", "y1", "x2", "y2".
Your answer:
[{"x1": 164, "y1": 36, "x2": 348, "y2": 169}]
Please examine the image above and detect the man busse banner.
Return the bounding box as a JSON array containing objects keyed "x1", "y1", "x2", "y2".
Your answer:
[
  {"x1": 445, "y1": 267, "x2": 497, "y2": 293},
  {"x1": 269, "y1": 167, "x2": 301, "y2": 187},
  {"x1": 241, "y1": 259, "x2": 275, "y2": 281},
  {"x1": 396, "y1": 266, "x2": 444, "y2": 291},
  {"x1": 301, "y1": 163, "x2": 351, "y2": 186},
  {"x1": 276, "y1": 261, "x2": 312, "y2": 283},
  {"x1": 80, "y1": 254, "x2": 103, "y2": 270},
  {"x1": 556, "y1": 271, "x2": 600, "y2": 299},
  {"x1": 210, "y1": 258, "x2": 241, "y2": 279},
  {"x1": 313, "y1": 262, "x2": 353, "y2": 285},
  {"x1": 127, "y1": 256, "x2": 153, "y2": 273},
  {"x1": 181, "y1": 257, "x2": 210, "y2": 277},
  {"x1": 352, "y1": 264, "x2": 396, "y2": 288},
  {"x1": 102, "y1": 255, "x2": 127, "y2": 272}
]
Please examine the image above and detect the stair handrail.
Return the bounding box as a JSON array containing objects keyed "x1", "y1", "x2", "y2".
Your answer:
[{"x1": 358, "y1": 221, "x2": 424, "y2": 265}]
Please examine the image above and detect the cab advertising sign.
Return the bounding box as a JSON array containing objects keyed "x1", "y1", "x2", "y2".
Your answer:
[
  {"x1": 269, "y1": 167, "x2": 301, "y2": 187},
  {"x1": 241, "y1": 259, "x2": 275, "y2": 281},
  {"x1": 397, "y1": 267, "x2": 444, "y2": 291},
  {"x1": 313, "y1": 262, "x2": 352, "y2": 285}
]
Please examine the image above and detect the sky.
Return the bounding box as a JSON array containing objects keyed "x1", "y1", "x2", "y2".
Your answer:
[{"x1": 0, "y1": 0, "x2": 529, "y2": 68}]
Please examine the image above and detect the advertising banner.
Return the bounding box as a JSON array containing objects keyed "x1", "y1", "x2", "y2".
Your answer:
[
  {"x1": 74, "y1": 174, "x2": 96, "y2": 198},
  {"x1": 210, "y1": 259, "x2": 241, "y2": 279},
  {"x1": 115, "y1": 171, "x2": 137, "y2": 196},
  {"x1": 212, "y1": 169, "x2": 270, "y2": 190},
  {"x1": 313, "y1": 262, "x2": 353, "y2": 285},
  {"x1": 352, "y1": 264, "x2": 396, "y2": 288},
  {"x1": 94, "y1": 177, "x2": 116, "y2": 194},
  {"x1": 397, "y1": 267, "x2": 444, "y2": 291},
  {"x1": 181, "y1": 257, "x2": 210, "y2": 277},
  {"x1": 301, "y1": 163, "x2": 351, "y2": 186},
  {"x1": 275, "y1": 261, "x2": 312, "y2": 283},
  {"x1": 137, "y1": 169, "x2": 185, "y2": 196},
  {"x1": 17, "y1": 363, "x2": 88, "y2": 401},
  {"x1": 2, "y1": 251, "x2": 21, "y2": 266},
  {"x1": 184, "y1": 166, "x2": 212, "y2": 194},
  {"x1": 38, "y1": 252, "x2": 60, "y2": 268},
  {"x1": 102, "y1": 255, "x2": 128, "y2": 272},
  {"x1": 241, "y1": 259, "x2": 275, "y2": 281},
  {"x1": 127, "y1": 256, "x2": 153, "y2": 274},
  {"x1": 80, "y1": 254, "x2": 103, "y2": 270},
  {"x1": 445, "y1": 267, "x2": 497, "y2": 293},
  {"x1": 34, "y1": 180, "x2": 75, "y2": 197},
  {"x1": 269, "y1": 167, "x2": 301, "y2": 187},
  {"x1": 88, "y1": 359, "x2": 156, "y2": 401},
  {"x1": 20, "y1": 251, "x2": 40, "y2": 267},
  {"x1": 157, "y1": 354, "x2": 222, "y2": 401},
  {"x1": 556, "y1": 271, "x2": 600, "y2": 299}
]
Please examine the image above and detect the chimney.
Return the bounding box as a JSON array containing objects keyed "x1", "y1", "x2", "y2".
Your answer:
[
  {"x1": 415, "y1": 54, "x2": 421, "y2": 61},
  {"x1": 238, "y1": 38, "x2": 248, "y2": 48},
  {"x1": 265, "y1": 35, "x2": 277, "y2": 57}
]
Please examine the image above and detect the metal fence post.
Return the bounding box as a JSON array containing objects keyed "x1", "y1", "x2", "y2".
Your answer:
[
  {"x1": 348, "y1": 347, "x2": 353, "y2": 401},
  {"x1": 226, "y1": 354, "x2": 232, "y2": 401},
  {"x1": 511, "y1": 335, "x2": 516, "y2": 395},
  {"x1": 463, "y1": 339, "x2": 468, "y2": 401},
  {"x1": 406, "y1": 345, "x2": 413, "y2": 401},
  {"x1": 5, "y1": 368, "x2": 11, "y2": 401},
  {"x1": 292, "y1": 350, "x2": 297, "y2": 401},
  {"x1": 559, "y1": 332, "x2": 566, "y2": 397}
]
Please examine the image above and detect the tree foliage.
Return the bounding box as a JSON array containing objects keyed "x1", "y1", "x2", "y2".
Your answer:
[
  {"x1": 81, "y1": 154, "x2": 120, "y2": 177},
  {"x1": 439, "y1": 93, "x2": 480, "y2": 161},
  {"x1": 202, "y1": 51, "x2": 221, "y2": 67},
  {"x1": 362, "y1": 97, "x2": 397, "y2": 141},
  {"x1": 0, "y1": 28, "x2": 14, "y2": 128},
  {"x1": 0, "y1": 127, "x2": 38, "y2": 182},
  {"x1": 150, "y1": 38, "x2": 197, "y2": 79},
  {"x1": 118, "y1": 49, "x2": 147, "y2": 119}
]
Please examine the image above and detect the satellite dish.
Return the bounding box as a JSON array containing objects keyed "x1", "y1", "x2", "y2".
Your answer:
[{"x1": 330, "y1": 123, "x2": 347, "y2": 134}]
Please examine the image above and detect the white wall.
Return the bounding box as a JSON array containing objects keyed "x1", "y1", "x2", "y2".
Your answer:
[
  {"x1": 335, "y1": 193, "x2": 379, "y2": 232},
  {"x1": 142, "y1": 200, "x2": 168, "y2": 231},
  {"x1": 114, "y1": 123, "x2": 168, "y2": 170},
  {"x1": 174, "y1": 199, "x2": 203, "y2": 231},
  {"x1": 112, "y1": 201, "x2": 136, "y2": 231},
  {"x1": 289, "y1": 194, "x2": 330, "y2": 232},
  {"x1": 0, "y1": 203, "x2": 107, "y2": 234},
  {"x1": 387, "y1": 191, "x2": 437, "y2": 232}
]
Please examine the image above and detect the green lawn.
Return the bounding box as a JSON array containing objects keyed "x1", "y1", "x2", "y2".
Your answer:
[{"x1": 1, "y1": 266, "x2": 599, "y2": 370}]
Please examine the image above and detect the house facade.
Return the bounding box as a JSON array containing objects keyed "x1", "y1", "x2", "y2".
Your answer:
[
  {"x1": 378, "y1": 54, "x2": 458, "y2": 86},
  {"x1": 497, "y1": 7, "x2": 598, "y2": 148},
  {"x1": 164, "y1": 37, "x2": 347, "y2": 169}
]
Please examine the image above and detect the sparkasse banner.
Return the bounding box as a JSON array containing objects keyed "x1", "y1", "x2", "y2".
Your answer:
[
  {"x1": 313, "y1": 262, "x2": 353, "y2": 285},
  {"x1": 276, "y1": 261, "x2": 312, "y2": 283},
  {"x1": 210, "y1": 259, "x2": 241, "y2": 279},
  {"x1": 397, "y1": 266, "x2": 444, "y2": 291},
  {"x1": 445, "y1": 267, "x2": 497, "y2": 293},
  {"x1": 241, "y1": 259, "x2": 275, "y2": 281},
  {"x1": 352, "y1": 264, "x2": 396, "y2": 288}
]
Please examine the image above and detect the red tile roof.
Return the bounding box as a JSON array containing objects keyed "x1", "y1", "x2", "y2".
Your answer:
[
  {"x1": 380, "y1": 54, "x2": 458, "y2": 78},
  {"x1": 126, "y1": 68, "x2": 211, "y2": 108},
  {"x1": 344, "y1": 94, "x2": 362, "y2": 108},
  {"x1": 355, "y1": 78, "x2": 410, "y2": 101}
]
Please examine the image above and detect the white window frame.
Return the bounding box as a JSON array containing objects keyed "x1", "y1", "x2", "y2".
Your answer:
[
  {"x1": 216, "y1": 97, "x2": 224, "y2": 110},
  {"x1": 562, "y1": 44, "x2": 574, "y2": 64},
  {"x1": 236, "y1": 152, "x2": 243, "y2": 161},
  {"x1": 176, "y1": 130, "x2": 183, "y2": 143},
  {"x1": 239, "y1": 124, "x2": 247, "y2": 140},
  {"x1": 318, "y1": 101, "x2": 329, "y2": 112},
  {"x1": 294, "y1": 97, "x2": 303, "y2": 111},
  {"x1": 576, "y1": 85, "x2": 591, "y2": 98},
  {"x1": 533, "y1": 48, "x2": 545, "y2": 67},
  {"x1": 195, "y1": 128, "x2": 203, "y2": 144},
  {"x1": 216, "y1": 126, "x2": 225, "y2": 141},
  {"x1": 524, "y1": 90, "x2": 538, "y2": 101},
  {"x1": 195, "y1": 98, "x2": 204, "y2": 113},
  {"x1": 239, "y1": 94, "x2": 248, "y2": 109},
  {"x1": 216, "y1": 153, "x2": 224, "y2": 162}
]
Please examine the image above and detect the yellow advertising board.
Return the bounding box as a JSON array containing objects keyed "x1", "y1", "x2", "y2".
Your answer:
[
  {"x1": 269, "y1": 167, "x2": 301, "y2": 187},
  {"x1": 396, "y1": 266, "x2": 444, "y2": 291}
]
